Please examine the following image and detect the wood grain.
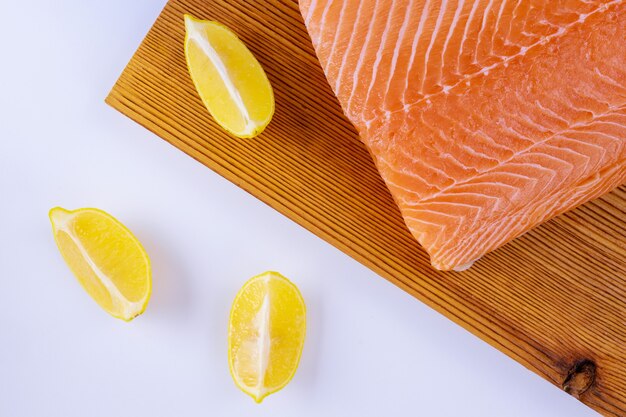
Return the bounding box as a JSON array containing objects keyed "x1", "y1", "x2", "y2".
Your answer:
[{"x1": 106, "y1": 1, "x2": 626, "y2": 414}]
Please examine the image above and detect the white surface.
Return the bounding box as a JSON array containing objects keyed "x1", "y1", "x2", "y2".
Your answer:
[{"x1": 0, "y1": 1, "x2": 599, "y2": 416}]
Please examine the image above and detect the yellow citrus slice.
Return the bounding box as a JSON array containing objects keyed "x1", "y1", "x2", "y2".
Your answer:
[
  {"x1": 184, "y1": 14, "x2": 275, "y2": 138},
  {"x1": 49, "y1": 207, "x2": 151, "y2": 321},
  {"x1": 228, "y1": 271, "x2": 306, "y2": 403}
]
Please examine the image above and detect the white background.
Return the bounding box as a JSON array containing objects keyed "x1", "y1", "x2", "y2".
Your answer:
[{"x1": 0, "y1": 1, "x2": 599, "y2": 416}]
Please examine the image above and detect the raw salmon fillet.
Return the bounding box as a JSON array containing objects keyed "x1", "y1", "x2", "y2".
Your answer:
[{"x1": 300, "y1": 0, "x2": 626, "y2": 270}]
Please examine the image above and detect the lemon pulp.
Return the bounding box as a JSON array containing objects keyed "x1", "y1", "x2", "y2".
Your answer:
[
  {"x1": 184, "y1": 14, "x2": 274, "y2": 138},
  {"x1": 228, "y1": 271, "x2": 306, "y2": 402},
  {"x1": 49, "y1": 207, "x2": 151, "y2": 321}
]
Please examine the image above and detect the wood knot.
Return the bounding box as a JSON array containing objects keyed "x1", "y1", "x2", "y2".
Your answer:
[{"x1": 562, "y1": 360, "x2": 596, "y2": 398}]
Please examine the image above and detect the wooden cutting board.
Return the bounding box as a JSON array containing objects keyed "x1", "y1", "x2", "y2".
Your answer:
[{"x1": 106, "y1": 1, "x2": 626, "y2": 414}]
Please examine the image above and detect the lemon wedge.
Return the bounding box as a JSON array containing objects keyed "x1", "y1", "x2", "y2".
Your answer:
[
  {"x1": 49, "y1": 207, "x2": 151, "y2": 321},
  {"x1": 184, "y1": 14, "x2": 274, "y2": 138},
  {"x1": 228, "y1": 271, "x2": 306, "y2": 403}
]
